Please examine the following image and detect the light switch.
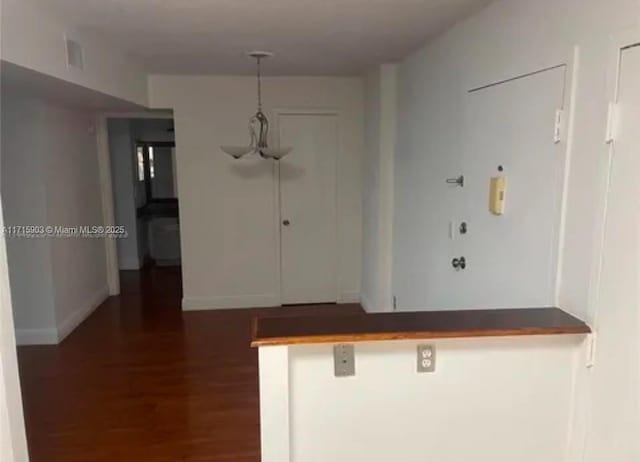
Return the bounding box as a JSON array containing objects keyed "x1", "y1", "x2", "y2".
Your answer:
[{"x1": 333, "y1": 344, "x2": 355, "y2": 377}]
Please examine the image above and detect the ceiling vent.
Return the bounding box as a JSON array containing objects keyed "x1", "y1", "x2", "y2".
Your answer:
[{"x1": 65, "y1": 37, "x2": 84, "y2": 70}]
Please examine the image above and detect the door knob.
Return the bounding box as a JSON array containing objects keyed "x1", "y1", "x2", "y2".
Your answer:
[
  {"x1": 452, "y1": 257, "x2": 466, "y2": 270},
  {"x1": 282, "y1": 219, "x2": 290, "y2": 226}
]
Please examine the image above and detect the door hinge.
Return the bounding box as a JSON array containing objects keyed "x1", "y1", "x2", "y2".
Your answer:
[
  {"x1": 393, "y1": 295, "x2": 397, "y2": 311},
  {"x1": 553, "y1": 109, "x2": 563, "y2": 144},
  {"x1": 586, "y1": 333, "x2": 598, "y2": 368},
  {"x1": 605, "y1": 102, "x2": 618, "y2": 144}
]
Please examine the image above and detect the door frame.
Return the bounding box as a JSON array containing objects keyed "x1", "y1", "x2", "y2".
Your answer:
[
  {"x1": 551, "y1": 47, "x2": 580, "y2": 305},
  {"x1": 96, "y1": 115, "x2": 120, "y2": 295},
  {"x1": 588, "y1": 27, "x2": 640, "y2": 326},
  {"x1": 566, "y1": 26, "x2": 640, "y2": 462},
  {"x1": 271, "y1": 108, "x2": 341, "y2": 305}
]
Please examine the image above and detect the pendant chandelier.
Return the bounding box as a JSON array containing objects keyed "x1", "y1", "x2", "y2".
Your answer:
[{"x1": 220, "y1": 51, "x2": 292, "y2": 160}]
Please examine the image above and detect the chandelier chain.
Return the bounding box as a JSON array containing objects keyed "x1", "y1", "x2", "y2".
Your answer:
[
  {"x1": 256, "y1": 56, "x2": 262, "y2": 111},
  {"x1": 220, "y1": 51, "x2": 291, "y2": 160}
]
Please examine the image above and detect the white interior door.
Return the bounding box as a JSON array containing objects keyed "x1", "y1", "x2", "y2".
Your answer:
[
  {"x1": 451, "y1": 66, "x2": 567, "y2": 308},
  {"x1": 279, "y1": 113, "x2": 338, "y2": 304},
  {"x1": 585, "y1": 43, "x2": 640, "y2": 462}
]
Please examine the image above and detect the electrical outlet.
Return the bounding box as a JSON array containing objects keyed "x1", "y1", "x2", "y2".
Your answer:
[
  {"x1": 417, "y1": 345, "x2": 436, "y2": 373},
  {"x1": 333, "y1": 344, "x2": 355, "y2": 377}
]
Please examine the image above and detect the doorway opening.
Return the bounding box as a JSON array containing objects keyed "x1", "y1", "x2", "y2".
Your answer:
[{"x1": 107, "y1": 117, "x2": 181, "y2": 277}]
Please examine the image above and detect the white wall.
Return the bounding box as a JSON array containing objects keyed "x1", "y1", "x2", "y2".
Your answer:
[
  {"x1": 108, "y1": 119, "x2": 142, "y2": 270},
  {"x1": 578, "y1": 35, "x2": 640, "y2": 462},
  {"x1": 149, "y1": 76, "x2": 363, "y2": 309},
  {"x1": 1, "y1": 92, "x2": 109, "y2": 344},
  {"x1": 1, "y1": 94, "x2": 58, "y2": 338},
  {"x1": 0, "y1": 198, "x2": 29, "y2": 462},
  {"x1": 387, "y1": 0, "x2": 640, "y2": 460},
  {"x1": 44, "y1": 103, "x2": 109, "y2": 340},
  {"x1": 392, "y1": 0, "x2": 639, "y2": 320},
  {"x1": 259, "y1": 335, "x2": 586, "y2": 462},
  {"x1": 361, "y1": 65, "x2": 396, "y2": 313},
  {"x1": 0, "y1": 0, "x2": 148, "y2": 106}
]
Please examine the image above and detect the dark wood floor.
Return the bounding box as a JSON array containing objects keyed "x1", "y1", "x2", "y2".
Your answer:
[{"x1": 18, "y1": 267, "x2": 362, "y2": 462}]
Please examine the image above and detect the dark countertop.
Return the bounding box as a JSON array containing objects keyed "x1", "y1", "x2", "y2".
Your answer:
[{"x1": 251, "y1": 307, "x2": 591, "y2": 347}]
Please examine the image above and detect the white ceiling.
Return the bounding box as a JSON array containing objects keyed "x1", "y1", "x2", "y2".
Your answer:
[{"x1": 33, "y1": 0, "x2": 493, "y2": 75}]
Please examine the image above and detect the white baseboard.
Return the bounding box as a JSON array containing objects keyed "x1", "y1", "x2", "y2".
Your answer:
[
  {"x1": 17, "y1": 287, "x2": 109, "y2": 346},
  {"x1": 56, "y1": 286, "x2": 110, "y2": 343},
  {"x1": 183, "y1": 291, "x2": 361, "y2": 311},
  {"x1": 182, "y1": 294, "x2": 280, "y2": 311},
  {"x1": 15, "y1": 328, "x2": 59, "y2": 346},
  {"x1": 338, "y1": 291, "x2": 361, "y2": 304}
]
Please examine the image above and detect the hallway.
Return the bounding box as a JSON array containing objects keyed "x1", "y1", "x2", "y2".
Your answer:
[{"x1": 17, "y1": 267, "x2": 361, "y2": 462}]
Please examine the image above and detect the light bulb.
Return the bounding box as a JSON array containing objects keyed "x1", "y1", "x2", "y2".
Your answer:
[
  {"x1": 260, "y1": 147, "x2": 293, "y2": 160},
  {"x1": 220, "y1": 145, "x2": 254, "y2": 159}
]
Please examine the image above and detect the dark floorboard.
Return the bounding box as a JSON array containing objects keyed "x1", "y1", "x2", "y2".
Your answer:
[{"x1": 18, "y1": 266, "x2": 362, "y2": 461}]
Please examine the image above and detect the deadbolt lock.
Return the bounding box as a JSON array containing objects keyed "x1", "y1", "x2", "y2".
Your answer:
[{"x1": 452, "y1": 257, "x2": 467, "y2": 270}]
